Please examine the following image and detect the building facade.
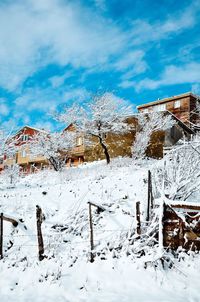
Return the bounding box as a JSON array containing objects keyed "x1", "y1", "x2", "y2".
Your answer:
[
  {"x1": 3, "y1": 126, "x2": 48, "y2": 173},
  {"x1": 62, "y1": 116, "x2": 138, "y2": 164},
  {"x1": 137, "y1": 92, "x2": 200, "y2": 127},
  {"x1": 1, "y1": 92, "x2": 198, "y2": 173}
]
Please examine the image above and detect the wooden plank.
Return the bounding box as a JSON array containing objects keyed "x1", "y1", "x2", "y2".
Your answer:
[
  {"x1": 3, "y1": 216, "x2": 18, "y2": 227},
  {"x1": 88, "y1": 202, "x2": 106, "y2": 214},
  {"x1": 163, "y1": 203, "x2": 200, "y2": 250},
  {"x1": 171, "y1": 204, "x2": 200, "y2": 211}
]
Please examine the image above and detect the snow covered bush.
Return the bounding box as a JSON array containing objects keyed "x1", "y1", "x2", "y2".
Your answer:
[{"x1": 153, "y1": 137, "x2": 200, "y2": 200}]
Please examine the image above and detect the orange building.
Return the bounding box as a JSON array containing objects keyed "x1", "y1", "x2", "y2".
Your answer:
[{"x1": 3, "y1": 126, "x2": 48, "y2": 173}]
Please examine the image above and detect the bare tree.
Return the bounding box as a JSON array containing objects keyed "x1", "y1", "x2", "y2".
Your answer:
[
  {"x1": 56, "y1": 92, "x2": 133, "y2": 164},
  {"x1": 132, "y1": 112, "x2": 175, "y2": 159}
]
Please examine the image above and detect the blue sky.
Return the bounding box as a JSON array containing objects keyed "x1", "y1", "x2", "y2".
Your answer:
[{"x1": 0, "y1": 0, "x2": 200, "y2": 131}]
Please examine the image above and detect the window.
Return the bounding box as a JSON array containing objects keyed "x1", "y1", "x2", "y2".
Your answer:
[
  {"x1": 174, "y1": 100, "x2": 180, "y2": 108},
  {"x1": 21, "y1": 150, "x2": 26, "y2": 158},
  {"x1": 21, "y1": 135, "x2": 29, "y2": 141},
  {"x1": 153, "y1": 103, "x2": 166, "y2": 112},
  {"x1": 76, "y1": 137, "x2": 83, "y2": 146},
  {"x1": 159, "y1": 104, "x2": 166, "y2": 111}
]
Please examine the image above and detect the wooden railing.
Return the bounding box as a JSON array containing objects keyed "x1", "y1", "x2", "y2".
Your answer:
[{"x1": 71, "y1": 145, "x2": 85, "y2": 155}]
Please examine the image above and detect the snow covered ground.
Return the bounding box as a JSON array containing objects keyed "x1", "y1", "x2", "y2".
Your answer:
[{"x1": 0, "y1": 157, "x2": 200, "y2": 302}]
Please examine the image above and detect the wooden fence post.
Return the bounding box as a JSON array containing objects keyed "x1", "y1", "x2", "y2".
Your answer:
[
  {"x1": 136, "y1": 202, "x2": 141, "y2": 235},
  {"x1": 88, "y1": 202, "x2": 94, "y2": 263},
  {"x1": 36, "y1": 205, "x2": 45, "y2": 261},
  {"x1": 147, "y1": 170, "x2": 153, "y2": 221},
  {"x1": 0, "y1": 213, "x2": 3, "y2": 259},
  {"x1": 149, "y1": 170, "x2": 153, "y2": 209}
]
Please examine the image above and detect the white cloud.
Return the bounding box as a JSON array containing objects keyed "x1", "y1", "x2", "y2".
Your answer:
[
  {"x1": 62, "y1": 88, "x2": 90, "y2": 103},
  {"x1": 32, "y1": 121, "x2": 54, "y2": 132},
  {"x1": 49, "y1": 71, "x2": 73, "y2": 88},
  {"x1": 135, "y1": 62, "x2": 200, "y2": 91},
  {"x1": 0, "y1": 99, "x2": 9, "y2": 116},
  {"x1": 129, "y1": 1, "x2": 199, "y2": 46},
  {"x1": 119, "y1": 80, "x2": 134, "y2": 89},
  {"x1": 0, "y1": 0, "x2": 198, "y2": 92},
  {"x1": 115, "y1": 50, "x2": 148, "y2": 74},
  {"x1": 14, "y1": 86, "x2": 91, "y2": 120},
  {"x1": 0, "y1": 0, "x2": 124, "y2": 91},
  {"x1": 15, "y1": 90, "x2": 58, "y2": 113}
]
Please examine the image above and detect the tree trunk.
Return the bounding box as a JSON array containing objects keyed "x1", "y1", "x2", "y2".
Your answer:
[
  {"x1": 49, "y1": 156, "x2": 59, "y2": 171},
  {"x1": 98, "y1": 136, "x2": 110, "y2": 164}
]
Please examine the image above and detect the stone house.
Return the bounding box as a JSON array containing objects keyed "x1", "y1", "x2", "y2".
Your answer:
[
  {"x1": 63, "y1": 113, "x2": 194, "y2": 162},
  {"x1": 62, "y1": 116, "x2": 138, "y2": 165}
]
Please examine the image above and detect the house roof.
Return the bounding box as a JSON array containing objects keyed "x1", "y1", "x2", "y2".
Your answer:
[
  {"x1": 12, "y1": 125, "x2": 48, "y2": 138},
  {"x1": 137, "y1": 92, "x2": 199, "y2": 109},
  {"x1": 62, "y1": 123, "x2": 75, "y2": 132}
]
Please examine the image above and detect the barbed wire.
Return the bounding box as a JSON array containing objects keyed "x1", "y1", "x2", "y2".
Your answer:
[
  {"x1": 2, "y1": 234, "x2": 136, "y2": 248},
  {"x1": 3, "y1": 228, "x2": 132, "y2": 238}
]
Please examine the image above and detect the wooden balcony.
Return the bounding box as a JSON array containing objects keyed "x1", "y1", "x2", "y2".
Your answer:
[
  {"x1": 29, "y1": 155, "x2": 48, "y2": 163},
  {"x1": 4, "y1": 158, "x2": 16, "y2": 166},
  {"x1": 70, "y1": 145, "x2": 85, "y2": 156}
]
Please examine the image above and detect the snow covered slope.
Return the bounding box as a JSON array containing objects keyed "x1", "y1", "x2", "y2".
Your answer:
[{"x1": 0, "y1": 158, "x2": 199, "y2": 302}]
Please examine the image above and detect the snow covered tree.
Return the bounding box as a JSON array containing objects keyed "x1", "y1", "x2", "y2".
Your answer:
[
  {"x1": 153, "y1": 134, "x2": 200, "y2": 201},
  {"x1": 3, "y1": 164, "x2": 20, "y2": 187},
  {"x1": 55, "y1": 92, "x2": 134, "y2": 164},
  {"x1": 0, "y1": 127, "x2": 21, "y2": 186},
  {"x1": 28, "y1": 130, "x2": 76, "y2": 171},
  {"x1": 132, "y1": 112, "x2": 175, "y2": 159},
  {"x1": 0, "y1": 127, "x2": 21, "y2": 173},
  {"x1": 0, "y1": 129, "x2": 7, "y2": 156},
  {"x1": 0, "y1": 128, "x2": 18, "y2": 158}
]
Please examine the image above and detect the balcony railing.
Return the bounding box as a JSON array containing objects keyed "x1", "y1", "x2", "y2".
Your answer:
[{"x1": 70, "y1": 145, "x2": 85, "y2": 155}]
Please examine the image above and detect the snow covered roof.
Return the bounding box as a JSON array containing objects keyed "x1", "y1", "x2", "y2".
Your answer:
[{"x1": 14, "y1": 125, "x2": 48, "y2": 136}]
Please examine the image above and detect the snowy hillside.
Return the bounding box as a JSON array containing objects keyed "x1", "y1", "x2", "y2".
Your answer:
[{"x1": 0, "y1": 158, "x2": 200, "y2": 302}]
